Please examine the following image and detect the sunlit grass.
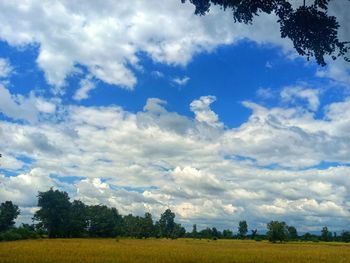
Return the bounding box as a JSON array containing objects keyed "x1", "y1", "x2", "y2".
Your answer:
[{"x1": 0, "y1": 238, "x2": 349, "y2": 263}]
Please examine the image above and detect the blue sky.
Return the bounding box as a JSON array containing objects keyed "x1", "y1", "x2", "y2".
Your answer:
[{"x1": 0, "y1": 0, "x2": 350, "y2": 233}]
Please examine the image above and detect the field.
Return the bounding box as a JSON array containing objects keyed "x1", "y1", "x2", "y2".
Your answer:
[{"x1": 0, "y1": 239, "x2": 350, "y2": 263}]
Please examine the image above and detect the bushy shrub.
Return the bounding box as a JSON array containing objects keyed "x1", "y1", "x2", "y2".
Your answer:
[{"x1": 0, "y1": 226, "x2": 39, "y2": 242}]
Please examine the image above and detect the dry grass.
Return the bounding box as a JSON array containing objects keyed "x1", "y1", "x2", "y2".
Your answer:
[{"x1": 0, "y1": 238, "x2": 349, "y2": 263}]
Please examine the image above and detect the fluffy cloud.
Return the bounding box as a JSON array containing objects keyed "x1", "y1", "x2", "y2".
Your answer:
[
  {"x1": 0, "y1": 85, "x2": 56, "y2": 122},
  {"x1": 0, "y1": 0, "x2": 291, "y2": 92},
  {"x1": 1, "y1": 86, "x2": 350, "y2": 230},
  {"x1": 73, "y1": 75, "x2": 96, "y2": 101},
  {"x1": 190, "y1": 96, "x2": 223, "y2": 128},
  {"x1": 281, "y1": 86, "x2": 320, "y2": 112}
]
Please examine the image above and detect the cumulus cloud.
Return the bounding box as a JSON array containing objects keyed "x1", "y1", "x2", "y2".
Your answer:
[
  {"x1": 281, "y1": 86, "x2": 320, "y2": 111},
  {"x1": 190, "y1": 95, "x2": 223, "y2": 128},
  {"x1": 0, "y1": 85, "x2": 56, "y2": 122},
  {"x1": 1, "y1": 86, "x2": 350, "y2": 230},
  {"x1": 73, "y1": 76, "x2": 96, "y2": 101},
  {"x1": 0, "y1": 0, "x2": 293, "y2": 92}
]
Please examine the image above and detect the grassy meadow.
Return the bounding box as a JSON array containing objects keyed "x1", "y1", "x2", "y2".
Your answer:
[{"x1": 0, "y1": 238, "x2": 349, "y2": 263}]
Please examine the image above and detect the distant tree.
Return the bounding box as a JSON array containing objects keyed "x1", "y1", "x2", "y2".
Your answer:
[
  {"x1": 140, "y1": 212, "x2": 155, "y2": 238},
  {"x1": 191, "y1": 224, "x2": 198, "y2": 238},
  {"x1": 172, "y1": 223, "x2": 186, "y2": 239},
  {"x1": 34, "y1": 189, "x2": 71, "y2": 238},
  {"x1": 123, "y1": 214, "x2": 140, "y2": 237},
  {"x1": 181, "y1": 0, "x2": 349, "y2": 66},
  {"x1": 87, "y1": 205, "x2": 122, "y2": 237},
  {"x1": 266, "y1": 221, "x2": 289, "y2": 242},
  {"x1": 301, "y1": 232, "x2": 319, "y2": 242},
  {"x1": 158, "y1": 209, "x2": 176, "y2": 238},
  {"x1": 238, "y1": 220, "x2": 248, "y2": 239},
  {"x1": 251, "y1": 229, "x2": 258, "y2": 240},
  {"x1": 0, "y1": 201, "x2": 20, "y2": 232},
  {"x1": 341, "y1": 231, "x2": 350, "y2": 243},
  {"x1": 69, "y1": 200, "x2": 87, "y2": 237},
  {"x1": 212, "y1": 227, "x2": 220, "y2": 239},
  {"x1": 200, "y1": 227, "x2": 213, "y2": 239},
  {"x1": 321, "y1": 226, "x2": 332, "y2": 242},
  {"x1": 222, "y1": 229, "x2": 233, "y2": 239},
  {"x1": 287, "y1": 226, "x2": 298, "y2": 240}
]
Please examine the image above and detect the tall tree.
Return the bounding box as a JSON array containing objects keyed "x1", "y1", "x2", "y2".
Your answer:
[
  {"x1": 0, "y1": 201, "x2": 20, "y2": 232},
  {"x1": 158, "y1": 209, "x2": 176, "y2": 238},
  {"x1": 140, "y1": 212, "x2": 154, "y2": 238},
  {"x1": 34, "y1": 189, "x2": 71, "y2": 238},
  {"x1": 181, "y1": 0, "x2": 349, "y2": 66},
  {"x1": 87, "y1": 205, "x2": 122, "y2": 237},
  {"x1": 238, "y1": 220, "x2": 248, "y2": 239},
  {"x1": 266, "y1": 221, "x2": 289, "y2": 242},
  {"x1": 191, "y1": 224, "x2": 198, "y2": 238}
]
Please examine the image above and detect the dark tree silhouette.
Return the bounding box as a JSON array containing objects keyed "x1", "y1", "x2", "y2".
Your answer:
[
  {"x1": 87, "y1": 205, "x2": 122, "y2": 237},
  {"x1": 251, "y1": 229, "x2": 258, "y2": 240},
  {"x1": 0, "y1": 201, "x2": 20, "y2": 232},
  {"x1": 238, "y1": 220, "x2": 248, "y2": 239},
  {"x1": 181, "y1": 0, "x2": 349, "y2": 66},
  {"x1": 266, "y1": 220, "x2": 289, "y2": 242},
  {"x1": 69, "y1": 200, "x2": 88, "y2": 237},
  {"x1": 34, "y1": 189, "x2": 71, "y2": 238},
  {"x1": 158, "y1": 209, "x2": 176, "y2": 238},
  {"x1": 287, "y1": 225, "x2": 298, "y2": 240},
  {"x1": 321, "y1": 226, "x2": 332, "y2": 241}
]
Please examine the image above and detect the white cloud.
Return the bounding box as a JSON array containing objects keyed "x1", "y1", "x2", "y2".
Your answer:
[
  {"x1": 190, "y1": 95, "x2": 223, "y2": 128},
  {"x1": 281, "y1": 86, "x2": 320, "y2": 111},
  {"x1": 1, "y1": 88, "x2": 350, "y2": 230},
  {"x1": 73, "y1": 76, "x2": 96, "y2": 101},
  {"x1": 151, "y1": 71, "x2": 164, "y2": 78},
  {"x1": 0, "y1": 58, "x2": 13, "y2": 78},
  {"x1": 172, "y1": 76, "x2": 190, "y2": 86},
  {"x1": 0, "y1": 0, "x2": 292, "y2": 92},
  {"x1": 0, "y1": 85, "x2": 57, "y2": 122}
]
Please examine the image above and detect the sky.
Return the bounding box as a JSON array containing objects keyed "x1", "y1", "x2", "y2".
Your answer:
[{"x1": 0, "y1": 0, "x2": 350, "y2": 233}]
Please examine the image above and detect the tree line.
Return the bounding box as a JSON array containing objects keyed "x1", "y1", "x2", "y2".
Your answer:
[{"x1": 1, "y1": 188, "x2": 350, "y2": 243}]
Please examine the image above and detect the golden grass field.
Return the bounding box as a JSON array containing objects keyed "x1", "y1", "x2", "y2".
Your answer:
[{"x1": 0, "y1": 238, "x2": 349, "y2": 263}]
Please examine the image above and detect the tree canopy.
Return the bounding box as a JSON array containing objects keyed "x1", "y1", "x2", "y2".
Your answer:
[
  {"x1": 181, "y1": 0, "x2": 349, "y2": 66},
  {"x1": 0, "y1": 201, "x2": 20, "y2": 232}
]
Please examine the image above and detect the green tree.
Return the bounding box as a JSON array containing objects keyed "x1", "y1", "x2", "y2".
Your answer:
[
  {"x1": 181, "y1": 0, "x2": 349, "y2": 66},
  {"x1": 69, "y1": 200, "x2": 87, "y2": 237},
  {"x1": 0, "y1": 201, "x2": 20, "y2": 232},
  {"x1": 266, "y1": 221, "x2": 289, "y2": 242},
  {"x1": 191, "y1": 224, "x2": 198, "y2": 238},
  {"x1": 238, "y1": 220, "x2": 248, "y2": 239},
  {"x1": 287, "y1": 226, "x2": 298, "y2": 240},
  {"x1": 341, "y1": 231, "x2": 350, "y2": 243},
  {"x1": 172, "y1": 223, "x2": 186, "y2": 239},
  {"x1": 222, "y1": 229, "x2": 233, "y2": 239},
  {"x1": 34, "y1": 189, "x2": 71, "y2": 238},
  {"x1": 140, "y1": 212, "x2": 154, "y2": 238},
  {"x1": 158, "y1": 209, "x2": 175, "y2": 238},
  {"x1": 251, "y1": 229, "x2": 258, "y2": 240},
  {"x1": 87, "y1": 205, "x2": 122, "y2": 237},
  {"x1": 321, "y1": 226, "x2": 332, "y2": 242}
]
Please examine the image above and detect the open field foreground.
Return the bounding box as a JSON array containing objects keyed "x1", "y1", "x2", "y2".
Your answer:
[{"x1": 0, "y1": 239, "x2": 350, "y2": 263}]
